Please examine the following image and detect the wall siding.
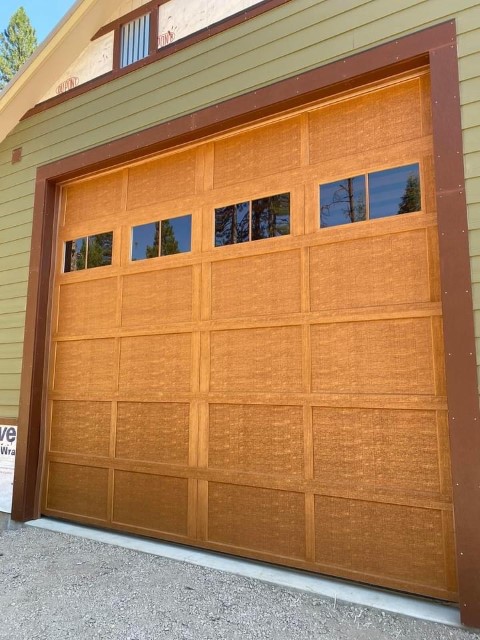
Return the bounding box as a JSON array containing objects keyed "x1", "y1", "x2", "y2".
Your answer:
[{"x1": 1, "y1": 0, "x2": 480, "y2": 416}]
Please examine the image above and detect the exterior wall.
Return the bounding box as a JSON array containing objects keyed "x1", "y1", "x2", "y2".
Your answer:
[{"x1": 0, "y1": 0, "x2": 480, "y2": 420}]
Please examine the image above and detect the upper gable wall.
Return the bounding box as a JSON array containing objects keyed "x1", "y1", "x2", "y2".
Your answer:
[
  {"x1": 0, "y1": 0, "x2": 480, "y2": 419},
  {"x1": 40, "y1": 0, "x2": 268, "y2": 102}
]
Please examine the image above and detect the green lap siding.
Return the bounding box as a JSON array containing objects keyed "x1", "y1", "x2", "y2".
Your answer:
[{"x1": 1, "y1": 0, "x2": 480, "y2": 416}]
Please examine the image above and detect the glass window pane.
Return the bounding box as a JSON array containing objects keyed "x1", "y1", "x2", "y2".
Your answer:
[
  {"x1": 87, "y1": 232, "x2": 113, "y2": 269},
  {"x1": 215, "y1": 202, "x2": 249, "y2": 246},
  {"x1": 64, "y1": 238, "x2": 87, "y2": 272},
  {"x1": 320, "y1": 176, "x2": 366, "y2": 227},
  {"x1": 369, "y1": 163, "x2": 421, "y2": 219},
  {"x1": 161, "y1": 215, "x2": 192, "y2": 256},
  {"x1": 251, "y1": 193, "x2": 290, "y2": 241},
  {"x1": 132, "y1": 222, "x2": 159, "y2": 261}
]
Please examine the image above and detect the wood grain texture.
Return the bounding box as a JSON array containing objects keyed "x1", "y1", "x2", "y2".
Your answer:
[
  {"x1": 314, "y1": 495, "x2": 456, "y2": 594},
  {"x1": 127, "y1": 149, "x2": 197, "y2": 209},
  {"x1": 211, "y1": 250, "x2": 302, "y2": 319},
  {"x1": 208, "y1": 482, "x2": 306, "y2": 559},
  {"x1": 309, "y1": 230, "x2": 431, "y2": 311},
  {"x1": 46, "y1": 462, "x2": 108, "y2": 520},
  {"x1": 213, "y1": 117, "x2": 302, "y2": 188},
  {"x1": 208, "y1": 403, "x2": 304, "y2": 476},
  {"x1": 118, "y1": 333, "x2": 192, "y2": 393},
  {"x1": 50, "y1": 400, "x2": 111, "y2": 457},
  {"x1": 113, "y1": 470, "x2": 189, "y2": 535},
  {"x1": 57, "y1": 278, "x2": 118, "y2": 336},
  {"x1": 115, "y1": 402, "x2": 190, "y2": 465},
  {"x1": 308, "y1": 79, "x2": 422, "y2": 164},
  {"x1": 64, "y1": 172, "x2": 123, "y2": 227},
  {"x1": 121, "y1": 266, "x2": 193, "y2": 328},
  {"x1": 43, "y1": 73, "x2": 456, "y2": 601}
]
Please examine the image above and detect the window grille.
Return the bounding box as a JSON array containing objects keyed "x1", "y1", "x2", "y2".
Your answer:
[{"x1": 120, "y1": 13, "x2": 150, "y2": 68}]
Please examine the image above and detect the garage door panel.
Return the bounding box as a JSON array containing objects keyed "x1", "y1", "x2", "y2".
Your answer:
[
  {"x1": 309, "y1": 80, "x2": 423, "y2": 164},
  {"x1": 311, "y1": 319, "x2": 435, "y2": 395},
  {"x1": 210, "y1": 326, "x2": 303, "y2": 393},
  {"x1": 309, "y1": 230, "x2": 431, "y2": 312},
  {"x1": 211, "y1": 250, "x2": 302, "y2": 319},
  {"x1": 53, "y1": 339, "x2": 117, "y2": 394},
  {"x1": 121, "y1": 267, "x2": 193, "y2": 328},
  {"x1": 46, "y1": 462, "x2": 109, "y2": 521},
  {"x1": 314, "y1": 495, "x2": 456, "y2": 593},
  {"x1": 312, "y1": 407, "x2": 446, "y2": 495},
  {"x1": 57, "y1": 278, "x2": 117, "y2": 336},
  {"x1": 208, "y1": 483, "x2": 306, "y2": 559},
  {"x1": 50, "y1": 400, "x2": 111, "y2": 457},
  {"x1": 64, "y1": 172, "x2": 123, "y2": 227},
  {"x1": 208, "y1": 404, "x2": 304, "y2": 476},
  {"x1": 113, "y1": 471, "x2": 189, "y2": 535},
  {"x1": 119, "y1": 334, "x2": 192, "y2": 393},
  {"x1": 127, "y1": 149, "x2": 197, "y2": 209},
  {"x1": 213, "y1": 118, "x2": 302, "y2": 188},
  {"x1": 116, "y1": 402, "x2": 190, "y2": 465}
]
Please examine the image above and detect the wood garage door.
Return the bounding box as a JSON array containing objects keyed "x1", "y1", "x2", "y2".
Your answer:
[{"x1": 42, "y1": 71, "x2": 457, "y2": 601}]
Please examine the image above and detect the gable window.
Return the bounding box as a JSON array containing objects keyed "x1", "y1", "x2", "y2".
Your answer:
[
  {"x1": 215, "y1": 193, "x2": 290, "y2": 247},
  {"x1": 120, "y1": 13, "x2": 150, "y2": 68},
  {"x1": 319, "y1": 163, "x2": 421, "y2": 228}
]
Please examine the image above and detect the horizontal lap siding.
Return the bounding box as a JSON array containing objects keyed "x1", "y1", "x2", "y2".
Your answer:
[{"x1": 1, "y1": 0, "x2": 480, "y2": 415}]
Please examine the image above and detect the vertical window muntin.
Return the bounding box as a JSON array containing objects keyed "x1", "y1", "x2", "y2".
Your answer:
[
  {"x1": 215, "y1": 193, "x2": 291, "y2": 247},
  {"x1": 131, "y1": 214, "x2": 192, "y2": 261},
  {"x1": 120, "y1": 13, "x2": 150, "y2": 68},
  {"x1": 319, "y1": 163, "x2": 421, "y2": 228}
]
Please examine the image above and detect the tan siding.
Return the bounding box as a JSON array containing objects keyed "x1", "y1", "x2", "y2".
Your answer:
[
  {"x1": 0, "y1": 223, "x2": 32, "y2": 244},
  {"x1": 461, "y1": 101, "x2": 480, "y2": 129},
  {"x1": 468, "y1": 203, "x2": 480, "y2": 230},
  {"x1": 0, "y1": 0, "x2": 480, "y2": 414}
]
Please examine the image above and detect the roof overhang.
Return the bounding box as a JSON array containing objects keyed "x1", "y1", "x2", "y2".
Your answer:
[{"x1": 0, "y1": 0, "x2": 118, "y2": 146}]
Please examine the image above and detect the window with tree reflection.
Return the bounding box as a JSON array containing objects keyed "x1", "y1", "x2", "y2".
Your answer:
[
  {"x1": 319, "y1": 163, "x2": 421, "y2": 228},
  {"x1": 64, "y1": 237, "x2": 87, "y2": 272},
  {"x1": 64, "y1": 232, "x2": 113, "y2": 272},
  {"x1": 369, "y1": 164, "x2": 421, "y2": 218},
  {"x1": 215, "y1": 202, "x2": 249, "y2": 246},
  {"x1": 131, "y1": 215, "x2": 191, "y2": 260},
  {"x1": 215, "y1": 193, "x2": 290, "y2": 246},
  {"x1": 320, "y1": 176, "x2": 366, "y2": 227}
]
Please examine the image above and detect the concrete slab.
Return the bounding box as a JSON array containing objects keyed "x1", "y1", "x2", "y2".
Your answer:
[{"x1": 26, "y1": 517, "x2": 461, "y2": 628}]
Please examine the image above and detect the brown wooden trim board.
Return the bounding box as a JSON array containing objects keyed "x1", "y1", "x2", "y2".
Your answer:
[
  {"x1": 11, "y1": 20, "x2": 480, "y2": 628},
  {"x1": 22, "y1": 0, "x2": 294, "y2": 120},
  {"x1": 0, "y1": 418, "x2": 17, "y2": 426}
]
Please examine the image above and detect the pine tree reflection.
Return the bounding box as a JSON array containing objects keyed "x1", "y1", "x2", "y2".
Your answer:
[{"x1": 320, "y1": 176, "x2": 366, "y2": 227}]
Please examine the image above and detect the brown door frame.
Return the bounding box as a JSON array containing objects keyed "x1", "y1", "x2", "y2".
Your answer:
[{"x1": 11, "y1": 20, "x2": 480, "y2": 628}]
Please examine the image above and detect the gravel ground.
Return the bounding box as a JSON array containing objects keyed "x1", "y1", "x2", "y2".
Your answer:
[{"x1": 0, "y1": 526, "x2": 479, "y2": 640}]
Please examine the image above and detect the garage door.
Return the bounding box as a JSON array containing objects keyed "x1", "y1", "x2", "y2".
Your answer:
[{"x1": 42, "y1": 71, "x2": 458, "y2": 601}]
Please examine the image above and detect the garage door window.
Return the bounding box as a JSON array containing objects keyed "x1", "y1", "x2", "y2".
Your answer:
[
  {"x1": 320, "y1": 163, "x2": 420, "y2": 228},
  {"x1": 215, "y1": 193, "x2": 290, "y2": 246},
  {"x1": 131, "y1": 214, "x2": 192, "y2": 261},
  {"x1": 64, "y1": 231, "x2": 113, "y2": 272}
]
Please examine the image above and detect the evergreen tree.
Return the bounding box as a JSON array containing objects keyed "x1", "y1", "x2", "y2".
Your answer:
[
  {"x1": 87, "y1": 233, "x2": 113, "y2": 268},
  {"x1": 398, "y1": 173, "x2": 421, "y2": 214},
  {"x1": 146, "y1": 222, "x2": 160, "y2": 258},
  {"x1": 0, "y1": 7, "x2": 37, "y2": 90},
  {"x1": 161, "y1": 220, "x2": 180, "y2": 255}
]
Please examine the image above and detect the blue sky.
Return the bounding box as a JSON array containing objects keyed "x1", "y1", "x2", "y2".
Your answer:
[{"x1": 0, "y1": 1, "x2": 76, "y2": 43}]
